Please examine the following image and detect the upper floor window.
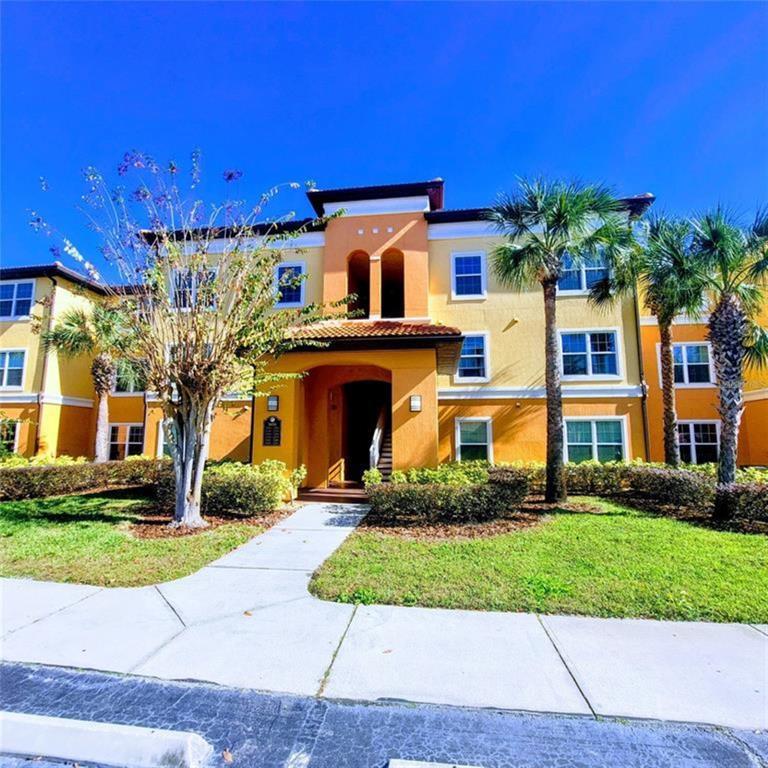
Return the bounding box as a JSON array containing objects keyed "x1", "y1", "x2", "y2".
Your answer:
[
  {"x1": 677, "y1": 421, "x2": 719, "y2": 464},
  {"x1": 0, "y1": 281, "x2": 34, "y2": 320},
  {"x1": 671, "y1": 343, "x2": 713, "y2": 386},
  {"x1": 558, "y1": 253, "x2": 609, "y2": 293},
  {"x1": 114, "y1": 360, "x2": 147, "y2": 394},
  {"x1": 170, "y1": 268, "x2": 217, "y2": 310},
  {"x1": 565, "y1": 418, "x2": 625, "y2": 463},
  {"x1": 0, "y1": 350, "x2": 25, "y2": 389},
  {"x1": 451, "y1": 251, "x2": 486, "y2": 300},
  {"x1": 455, "y1": 417, "x2": 493, "y2": 462},
  {"x1": 560, "y1": 330, "x2": 620, "y2": 378},
  {"x1": 275, "y1": 261, "x2": 305, "y2": 308},
  {"x1": 456, "y1": 333, "x2": 489, "y2": 382}
]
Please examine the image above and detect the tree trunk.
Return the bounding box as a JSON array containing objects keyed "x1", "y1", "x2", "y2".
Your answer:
[
  {"x1": 708, "y1": 294, "x2": 747, "y2": 520},
  {"x1": 543, "y1": 279, "x2": 566, "y2": 503},
  {"x1": 168, "y1": 396, "x2": 215, "y2": 529},
  {"x1": 93, "y1": 388, "x2": 110, "y2": 463},
  {"x1": 658, "y1": 319, "x2": 681, "y2": 467}
]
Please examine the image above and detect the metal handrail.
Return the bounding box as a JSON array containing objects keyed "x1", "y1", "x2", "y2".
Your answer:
[{"x1": 369, "y1": 408, "x2": 387, "y2": 469}]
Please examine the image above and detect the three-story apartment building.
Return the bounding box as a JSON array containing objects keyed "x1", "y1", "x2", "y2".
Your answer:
[{"x1": 2, "y1": 179, "x2": 765, "y2": 484}]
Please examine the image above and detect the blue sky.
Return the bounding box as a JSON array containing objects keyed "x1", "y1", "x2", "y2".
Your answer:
[{"x1": 2, "y1": 1, "x2": 767, "y2": 271}]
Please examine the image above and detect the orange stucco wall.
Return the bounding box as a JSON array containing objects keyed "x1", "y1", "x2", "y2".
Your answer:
[
  {"x1": 438, "y1": 398, "x2": 646, "y2": 464},
  {"x1": 742, "y1": 397, "x2": 768, "y2": 466},
  {"x1": 322, "y1": 213, "x2": 430, "y2": 318}
]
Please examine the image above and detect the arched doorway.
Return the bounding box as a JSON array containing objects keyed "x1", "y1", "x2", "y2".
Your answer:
[
  {"x1": 381, "y1": 250, "x2": 405, "y2": 318},
  {"x1": 347, "y1": 251, "x2": 370, "y2": 318}
]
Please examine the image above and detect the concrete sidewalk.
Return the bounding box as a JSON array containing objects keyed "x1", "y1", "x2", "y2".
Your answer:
[{"x1": 1, "y1": 502, "x2": 766, "y2": 730}]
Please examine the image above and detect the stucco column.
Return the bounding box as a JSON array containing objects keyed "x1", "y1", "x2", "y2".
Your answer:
[{"x1": 369, "y1": 255, "x2": 382, "y2": 319}]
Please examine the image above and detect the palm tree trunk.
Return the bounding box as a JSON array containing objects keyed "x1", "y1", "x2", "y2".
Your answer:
[
  {"x1": 543, "y1": 279, "x2": 566, "y2": 503},
  {"x1": 94, "y1": 388, "x2": 110, "y2": 462},
  {"x1": 169, "y1": 395, "x2": 213, "y2": 528},
  {"x1": 709, "y1": 294, "x2": 747, "y2": 520},
  {"x1": 658, "y1": 319, "x2": 681, "y2": 466}
]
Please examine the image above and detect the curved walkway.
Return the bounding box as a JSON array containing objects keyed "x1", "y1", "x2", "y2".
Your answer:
[{"x1": 1, "y1": 503, "x2": 766, "y2": 730}]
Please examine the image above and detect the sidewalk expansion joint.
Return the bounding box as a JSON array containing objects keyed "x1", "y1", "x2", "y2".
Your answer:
[
  {"x1": 1, "y1": 587, "x2": 105, "y2": 639},
  {"x1": 317, "y1": 604, "x2": 358, "y2": 697},
  {"x1": 155, "y1": 586, "x2": 187, "y2": 628},
  {"x1": 536, "y1": 614, "x2": 597, "y2": 719}
]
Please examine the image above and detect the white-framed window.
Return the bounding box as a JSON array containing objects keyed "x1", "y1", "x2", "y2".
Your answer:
[
  {"x1": 564, "y1": 417, "x2": 626, "y2": 463},
  {"x1": 0, "y1": 350, "x2": 25, "y2": 389},
  {"x1": 677, "y1": 421, "x2": 719, "y2": 464},
  {"x1": 455, "y1": 417, "x2": 493, "y2": 462},
  {"x1": 560, "y1": 330, "x2": 621, "y2": 379},
  {"x1": 108, "y1": 423, "x2": 145, "y2": 460},
  {"x1": 274, "y1": 261, "x2": 306, "y2": 307},
  {"x1": 657, "y1": 343, "x2": 715, "y2": 387},
  {"x1": 170, "y1": 268, "x2": 217, "y2": 310},
  {"x1": 456, "y1": 333, "x2": 490, "y2": 382},
  {"x1": 0, "y1": 420, "x2": 19, "y2": 454},
  {"x1": 0, "y1": 280, "x2": 35, "y2": 320},
  {"x1": 451, "y1": 251, "x2": 487, "y2": 300},
  {"x1": 114, "y1": 360, "x2": 147, "y2": 394},
  {"x1": 558, "y1": 252, "x2": 609, "y2": 294}
]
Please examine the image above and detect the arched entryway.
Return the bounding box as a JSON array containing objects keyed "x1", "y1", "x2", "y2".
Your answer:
[
  {"x1": 347, "y1": 251, "x2": 370, "y2": 318},
  {"x1": 381, "y1": 249, "x2": 405, "y2": 318},
  {"x1": 300, "y1": 364, "x2": 392, "y2": 487}
]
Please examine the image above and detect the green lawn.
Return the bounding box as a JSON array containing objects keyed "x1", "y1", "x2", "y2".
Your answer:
[
  {"x1": 0, "y1": 492, "x2": 265, "y2": 587},
  {"x1": 310, "y1": 497, "x2": 768, "y2": 623}
]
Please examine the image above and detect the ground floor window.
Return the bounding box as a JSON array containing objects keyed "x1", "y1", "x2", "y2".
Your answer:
[
  {"x1": 677, "y1": 421, "x2": 719, "y2": 464},
  {"x1": 455, "y1": 418, "x2": 493, "y2": 462},
  {"x1": 0, "y1": 420, "x2": 19, "y2": 454},
  {"x1": 109, "y1": 424, "x2": 144, "y2": 460},
  {"x1": 565, "y1": 419, "x2": 625, "y2": 463}
]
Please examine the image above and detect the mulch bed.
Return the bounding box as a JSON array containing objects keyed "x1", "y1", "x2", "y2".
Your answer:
[{"x1": 128, "y1": 504, "x2": 299, "y2": 539}]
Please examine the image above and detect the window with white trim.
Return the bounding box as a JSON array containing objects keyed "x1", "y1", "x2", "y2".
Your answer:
[
  {"x1": 561, "y1": 331, "x2": 619, "y2": 377},
  {"x1": 451, "y1": 252, "x2": 486, "y2": 299},
  {"x1": 565, "y1": 419, "x2": 625, "y2": 463},
  {"x1": 0, "y1": 350, "x2": 25, "y2": 388},
  {"x1": 0, "y1": 420, "x2": 19, "y2": 454},
  {"x1": 558, "y1": 253, "x2": 609, "y2": 293},
  {"x1": 456, "y1": 334, "x2": 489, "y2": 381},
  {"x1": 455, "y1": 418, "x2": 492, "y2": 462},
  {"x1": 0, "y1": 281, "x2": 34, "y2": 319},
  {"x1": 114, "y1": 360, "x2": 147, "y2": 393},
  {"x1": 109, "y1": 424, "x2": 145, "y2": 460},
  {"x1": 170, "y1": 268, "x2": 217, "y2": 309},
  {"x1": 677, "y1": 422, "x2": 719, "y2": 464},
  {"x1": 673, "y1": 344, "x2": 713, "y2": 385},
  {"x1": 275, "y1": 262, "x2": 305, "y2": 307}
]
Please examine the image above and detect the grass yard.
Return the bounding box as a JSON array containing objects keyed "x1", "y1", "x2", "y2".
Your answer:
[
  {"x1": 0, "y1": 491, "x2": 268, "y2": 587},
  {"x1": 310, "y1": 497, "x2": 768, "y2": 623}
]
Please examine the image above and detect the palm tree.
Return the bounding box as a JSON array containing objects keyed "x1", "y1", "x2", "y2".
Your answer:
[
  {"x1": 488, "y1": 179, "x2": 635, "y2": 502},
  {"x1": 43, "y1": 304, "x2": 134, "y2": 462},
  {"x1": 690, "y1": 208, "x2": 768, "y2": 518},
  {"x1": 591, "y1": 215, "x2": 705, "y2": 466}
]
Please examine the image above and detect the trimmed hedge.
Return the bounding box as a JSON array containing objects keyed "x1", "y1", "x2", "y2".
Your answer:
[
  {"x1": 367, "y1": 470, "x2": 529, "y2": 523},
  {"x1": 0, "y1": 458, "x2": 168, "y2": 501},
  {"x1": 718, "y1": 483, "x2": 768, "y2": 522},
  {"x1": 156, "y1": 460, "x2": 291, "y2": 517}
]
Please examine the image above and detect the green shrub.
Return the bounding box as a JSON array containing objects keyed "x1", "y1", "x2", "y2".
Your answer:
[
  {"x1": 717, "y1": 483, "x2": 768, "y2": 521},
  {"x1": 367, "y1": 472, "x2": 529, "y2": 524},
  {"x1": 155, "y1": 460, "x2": 291, "y2": 517},
  {"x1": 389, "y1": 461, "x2": 493, "y2": 486},
  {"x1": 625, "y1": 464, "x2": 716, "y2": 507},
  {"x1": 362, "y1": 468, "x2": 383, "y2": 488},
  {"x1": 0, "y1": 458, "x2": 168, "y2": 501}
]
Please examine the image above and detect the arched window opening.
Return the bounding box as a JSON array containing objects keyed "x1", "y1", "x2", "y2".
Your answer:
[
  {"x1": 347, "y1": 252, "x2": 370, "y2": 318},
  {"x1": 381, "y1": 250, "x2": 405, "y2": 318}
]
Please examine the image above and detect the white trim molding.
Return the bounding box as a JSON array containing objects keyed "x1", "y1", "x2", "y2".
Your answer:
[
  {"x1": 454, "y1": 416, "x2": 494, "y2": 463},
  {"x1": 184, "y1": 232, "x2": 325, "y2": 254},
  {"x1": 563, "y1": 414, "x2": 629, "y2": 463},
  {"x1": 438, "y1": 385, "x2": 643, "y2": 400},
  {"x1": 640, "y1": 313, "x2": 709, "y2": 327},
  {"x1": 559, "y1": 327, "x2": 623, "y2": 382},
  {"x1": 745, "y1": 388, "x2": 768, "y2": 403},
  {"x1": 0, "y1": 392, "x2": 38, "y2": 405},
  {"x1": 450, "y1": 250, "x2": 488, "y2": 301},
  {"x1": 323, "y1": 196, "x2": 430, "y2": 217},
  {"x1": 40, "y1": 394, "x2": 94, "y2": 408},
  {"x1": 427, "y1": 221, "x2": 495, "y2": 240}
]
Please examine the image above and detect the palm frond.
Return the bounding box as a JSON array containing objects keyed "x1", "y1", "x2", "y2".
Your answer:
[
  {"x1": 490, "y1": 241, "x2": 544, "y2": 292},
  {"x1": 42, "y1": 308, "x2": 95, "y2": 357},
  {"x1": 745, "y1": 321, "x2": 768, "y2": 370}
]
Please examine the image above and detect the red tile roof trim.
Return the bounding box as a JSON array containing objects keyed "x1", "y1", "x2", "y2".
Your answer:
[{"x1": 292, "y1": 320, "x2": 462, "y2": 340}]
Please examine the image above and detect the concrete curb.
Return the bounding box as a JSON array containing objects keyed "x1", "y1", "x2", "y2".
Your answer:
[{"x1": 0, "y1": 710, "x2": 213, "y2": 768}]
